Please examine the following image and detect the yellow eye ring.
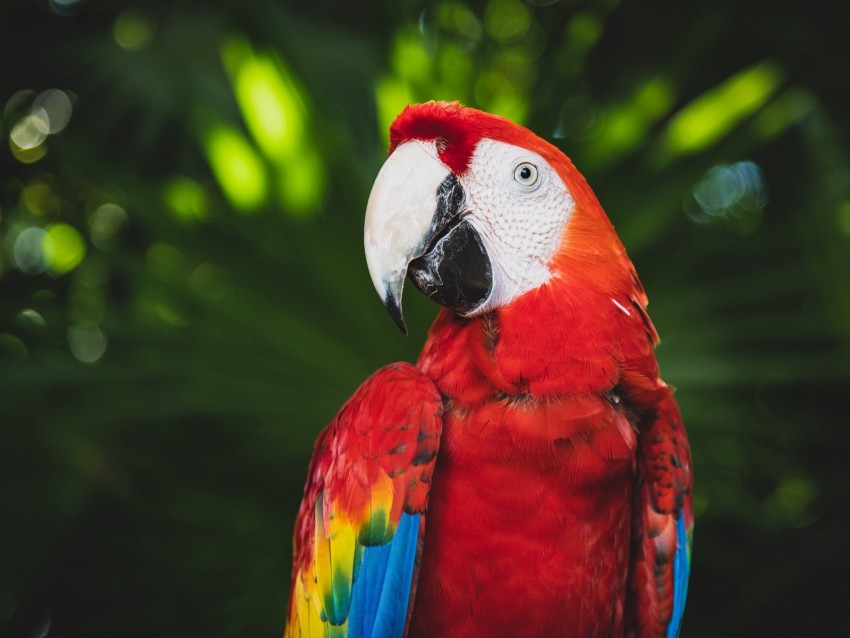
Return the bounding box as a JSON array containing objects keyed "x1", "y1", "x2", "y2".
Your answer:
[{"x1": 514, "y1": 162, "x2": 538, "y2": 187}]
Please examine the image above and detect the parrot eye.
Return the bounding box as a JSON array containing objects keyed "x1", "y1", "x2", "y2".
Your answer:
[{"x1": 513, "y1": 162, "x2": 539, "y2": 187}]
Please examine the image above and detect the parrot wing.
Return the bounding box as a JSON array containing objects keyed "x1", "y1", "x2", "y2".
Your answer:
[
  {"x1": 285, "y1": 362, "x2": 444, "y2": 638},
  {"x1": 627, "y1": 392, "x2": 694, "y2": 638}
]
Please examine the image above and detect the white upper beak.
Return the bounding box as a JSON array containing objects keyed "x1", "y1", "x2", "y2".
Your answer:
[{"x1": 364, "y1": 140, "x2": 450, "y2": 333}]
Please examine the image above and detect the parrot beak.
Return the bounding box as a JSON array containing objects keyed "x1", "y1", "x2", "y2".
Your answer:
[
  {"x1": 364, "y1": 141, "x2": 454, "y2": 335},
  {"x1": 365, "y1": 140, "x2": 493, "y2": 334}
]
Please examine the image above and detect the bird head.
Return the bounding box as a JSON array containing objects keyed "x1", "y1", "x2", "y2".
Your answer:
[{"x1": 365, "y1": 101, "x2": 627, "y2": 334}]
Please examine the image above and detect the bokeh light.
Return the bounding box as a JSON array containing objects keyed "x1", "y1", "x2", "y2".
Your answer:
[
  {"x1": 582, "y1": 76, "x2": 674, "y2": 168},
  {"x1": 222, "y1": 39, "x2": 304, "y2": 161},
  {"x1": 48, "y1": 0, "x2": 83, "y2": 16},
  {"x1": 0, "y1": 332, "x2": 28, "y2": 359},
  {"x1": 113, "y1": 8, "x2": 156, "y2": 51},
  {"x1": 13, "y1": 227, "x2": 49, "y2": 275},
  {"x1": 7, "y1": 88, "x2": 73, "y2": 164},
  {"x1": 9, "y1": 139, "x2": 48, "y2": 164},
  {"x1": 656, "y1": 61, "x2": 783, "y2": 162},
  {"x1": 10, "y1": 111, "x2": 50, "y2": 150},
  {"x1": 67, "y1": 322, "x2": 108, "y2": 363},
  {"x1": 33, "y1": 89, "x2": 73, "y2": 134},
  {"x1": 203, "y1": 125, "x2": 267, "y2": 212},
  {"x1": 88, "y1": 203, "x2": 128, "y2": 251},
  {"x1": 221, "y1": 37, "x2": 324, "y2": 215},
  {"x1": 4, "y1": 89, "x2": 36, "y2": 116},
  {"x1": 438, "y1": 3, "x2": 482, "y2": 46},
  {"x1": 553, "y1": 94, "x2": 600, "y2": 141},
  {"x1": 16, "y1": 308, "x2": 47, "y2": 327},
  {"x1": 685, "y1": 161, "x2": 769, "y2": 234},
  {"x1": 145, "y1": 242, "x2": 186, "y2": 283},
  {"x1": 163, "y1": 177, "x2": 209, "y2": 222},
  {"x1": 22, "y1": 181, "x2": 60, "y2": 217},
  {"x1": 484, "y1": 0, "x2": 532, "y2": 42},
  {"x1": 44, "y1": 223, "x2": 87, "y2": 274}
]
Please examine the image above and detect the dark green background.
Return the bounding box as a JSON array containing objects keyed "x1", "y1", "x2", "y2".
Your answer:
[{"x1": 1, "y1": 0, "x2": 847, "y2": 636}]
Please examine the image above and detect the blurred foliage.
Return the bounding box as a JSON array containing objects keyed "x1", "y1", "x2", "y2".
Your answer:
[{"x1": 0, "y1": 0, "x2": 847, "y2": 636}]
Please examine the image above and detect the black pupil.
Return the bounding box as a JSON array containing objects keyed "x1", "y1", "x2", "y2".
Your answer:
[{"x1": 520, "y1": 166, "x2": 531, "y2": 180}]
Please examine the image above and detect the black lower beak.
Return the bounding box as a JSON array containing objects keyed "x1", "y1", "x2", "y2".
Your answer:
[
  {"x1": 408, "y1": 219, "x2": 492, "y2": 315},
  {"x1": 405, "y1": 173, "x2": 492, "y2": 316},
  {"x1": 378, "y1": 172, "x2": 493, "y2": 333}
]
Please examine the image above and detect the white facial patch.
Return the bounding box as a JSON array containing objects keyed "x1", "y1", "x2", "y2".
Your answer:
[{"x1": 460, "y1": 139, "x2": 574, "y2": 314}]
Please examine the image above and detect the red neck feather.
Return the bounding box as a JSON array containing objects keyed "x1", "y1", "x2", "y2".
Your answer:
[{"x1": 400, "y1": 103, "x2": 661, "y2": 401}]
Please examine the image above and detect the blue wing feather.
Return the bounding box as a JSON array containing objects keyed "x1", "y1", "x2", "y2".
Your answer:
[
  {"x1": 285, "y1": 364, "x2": 443, "y2": 638},
  {"x1": 348, "y1": 513, "x2": 420, "y2": 638},
  {"x1": 348, "y1": 543, "x2": 391, "y2": 637},
  {"x1": 665, "y1": 514, "x2": 691, "y2": 638}
]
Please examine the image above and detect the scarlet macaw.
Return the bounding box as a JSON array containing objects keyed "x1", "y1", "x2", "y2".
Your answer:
[{"x1": 285, "y1": 101, "x2": 692, "y2": 638}]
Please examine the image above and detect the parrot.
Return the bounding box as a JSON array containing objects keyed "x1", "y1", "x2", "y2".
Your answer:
[{"x1": 284, "y1": 101, "x2": 692, "y2": 638}]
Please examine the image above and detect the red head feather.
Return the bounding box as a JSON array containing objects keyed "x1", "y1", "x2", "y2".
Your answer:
[
  {"x1": 392, "y1": 102, "x2": 657, "y2": 396},
  {"x1": 389, "y1": 102, "x2": 636, "y2": 300},
  {"x1": 389, "y1": 102, "x2": 608, "y2": 245},
  {"x1": 389, "y1": 101, "x2": 584, "y2": 187}
]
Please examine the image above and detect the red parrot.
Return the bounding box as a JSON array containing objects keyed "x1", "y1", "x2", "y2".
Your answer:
[{"x1": 284, "y1": 101, "x2": 692, "y2": 638}]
